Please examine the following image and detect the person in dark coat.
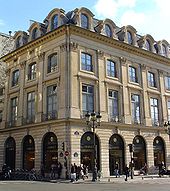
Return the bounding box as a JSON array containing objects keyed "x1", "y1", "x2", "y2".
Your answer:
[
  {"x1": 57, "y1": 161, "x2": 62, "y2": 179},
  {"x1": 124, "y1": 164, "x2": 129, "y2": 181}
]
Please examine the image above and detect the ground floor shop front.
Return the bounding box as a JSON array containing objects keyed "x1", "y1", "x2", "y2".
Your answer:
[{"x1": 0, "y1": 120, "x2": 170, "y2": 178}]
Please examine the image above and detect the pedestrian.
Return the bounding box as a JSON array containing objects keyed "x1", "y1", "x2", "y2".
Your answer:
[
  {"x1": 40, "y1": 162, "x2": 45, "y2": 179},
  {"x1": 115, "y1": 162, "x2": 120, "y2": 178},
  {"x1": 70, "y1": 164, "x2": 76, "y2": 182},
  {"x1": 124, "y1": 164, "x2": 129, "y2": 181},
  {"x1": 57, "y1": 161, "x2": 62, "y2": 179},
  {"x1": 50, "y1": 162, "x2": 57, "y2": 179}
]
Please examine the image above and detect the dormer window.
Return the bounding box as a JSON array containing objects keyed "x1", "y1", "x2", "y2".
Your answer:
[
  {"x1": 32, "y1": 28, "x2": 38, "y2": 40},
  {"x1": 146, "y1": 40, "x2": 151, "y2": 51},
  {"x1": 81, "y1": 13, "x2": 89, "y2": 29},
  {"x1": 16, "y1": 36, "x2": 22, "y2": 48},
  {"x1": 51, "y1": 14, "x2": 58, "y2": 30},
  {"x1": 105, "y1": 24, "x2": 112, "y2": 37},
  {"x1": 127, "y1": 31, "x2": 133, "y2": 45},
  {"x1": 162, "y1": 44, "x2": 167, "y2": 57}
]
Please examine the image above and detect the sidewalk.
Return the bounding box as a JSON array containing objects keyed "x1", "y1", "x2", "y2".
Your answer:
[{"x1": 55, "y1": 174, "x2": 170, "y2": 184}]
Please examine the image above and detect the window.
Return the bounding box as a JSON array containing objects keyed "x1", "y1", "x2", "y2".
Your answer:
[
  {"x1": 16, "y1": 36, "x2": 22, "y2": 48},
  {"x1": 81, "y1": 13, "x2": 88, "y2": 29},
  {"x1": 47, "y1": 85, "x2": 57, "y2": 116},
  {"x1": 108, "y1": 90, "x2": 118, "y2": 119},
  {"x1": 168, "y1": 100, "x2": 170, "y2": 121},
  {"x1": 32, "y1": 28, "x2": 38, "y2": 40},
  {"x1": 162, "y1": 44, "x2": 167, "y2": 57},
  {"x1": 131, "y1": 94, "x2": 140, "y2": 124},
  {"x1": 127, "y1": 31, "x2": 133, "y2": 45},
  {"x1": 0, "y1": 110, "x2": 2, "y2": 122},
  {"x1": 148, "y1": 72, "x2": 156, "y2": 87},
  {"x1": 10, "y1": 97, "x2": 18, "y2": 124},
  {"x1": 12, "y1": 70, "x2": 19, "y2": 87},
  {"x1": 81, "y1": 52, "x2": 93, "y2": 72},
  {"x1": 51, "y1": 14, "x2": 58, "y2": 30},
  {"x1": 107, "y1": 60, "x2": 116, "y2": 77},
  {"x1": 150, "y1": 98, "x2": 159, "y2": 126},
  {"x1": 165, "y1": 76, "x2": 170, "y2": 90},
  {"x1": 129, "y1": 66, "x2": 138, "y2": 83},
  {"x1": 27, "y1": 92, "x2": 35, "y2": 122},
  {"x1": 105, "y1": 24, "x2": 112, "y2": 37},
  {"x1": 146, "y1": 40, "x2": 151, "y2": 51},
  {"x1": 47, "y1": 54, "x2": 58, "y2": 73},
  {"x1": 28, "y1": 62, "x2": 36, "y2": 80},
  {"x1": 82, "y1": 84, "x2": 94, "y2": 113}
]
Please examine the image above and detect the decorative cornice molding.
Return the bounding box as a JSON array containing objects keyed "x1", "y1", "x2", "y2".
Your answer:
[
  {"x1": 119, "y1": 56, "x2": 127, "y2": 65},
  {"x1": 60, "y1": 43, "x2": 67, "y2": 52},
  {"x1": 38, "y1": 52, "x2": 45, "y2": 61},
  {"x1": 19, "y1": 61, "x2": 26, "y2": 69}
]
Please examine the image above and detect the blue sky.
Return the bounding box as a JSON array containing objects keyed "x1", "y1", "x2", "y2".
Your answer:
[{"x1": 0, "y1": 0, "x2": 170, "y2": 42}]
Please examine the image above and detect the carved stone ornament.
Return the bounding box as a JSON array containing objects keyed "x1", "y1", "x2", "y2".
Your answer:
[
  {"x1": 5, "y1": 68, "x2": 11, "y2": 76},
  {"x1": 97, "y1": 50, "x2": 104, "y2": 58},
  {"x1": 19, "y1": 61, "x2": 26, "y2": 69},
  {"x1": 120, "y1": 57, "x2": 127, "y2": 65},
  {"x1": 70, "y1": 42, "x2": 78, "y2": 52},
  {"x1": 60, "y1": 43, "x2": 67, "y2": 52},
  {"x1": 38, "y1": 52, "x2": 45, "y2": 61}
]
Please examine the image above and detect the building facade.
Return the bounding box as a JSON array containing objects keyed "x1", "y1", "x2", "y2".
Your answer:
[{"x1": 0, "y1": 7, "x2": 170, "y2": 177}]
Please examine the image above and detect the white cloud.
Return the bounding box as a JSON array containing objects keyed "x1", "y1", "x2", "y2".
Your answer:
[
  {"x1": 120, "y1": 11, "x2": 145, "y2": 28},
  {"x1": 94, "y1": 0, "x2": 170, "y2": 42}
]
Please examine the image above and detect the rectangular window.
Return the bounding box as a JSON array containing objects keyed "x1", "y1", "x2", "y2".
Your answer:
[
  {"x1": 150, "y1": 98, "x2": 159, "y2": 126},
  {"x1": 47, "y1": 53, "x2": 58, "y2": 73},
  {"x1": 148, "y1": 72, "x2": 156, "y2": 87},
  {"x1": 108, "y1": 90, "x2": 119, "y2": 119},
  {"x1": 10, "y1": 97, "x2": 18, "y2": 125},
  {"x1": 28, "y1": 63, "x2": 36, "y2": 80},
  {"x1": 107, "y1": 60, "x2": 116, "y2": 78},
  {"x1": 81, "y1": 52, "x2": 93, "y2": 72},
  {"x1": 27, "y1": 92, "x2": 35, "y2": 123},
  {"x1": 165, "y1": 76, "x2": 170, "y2": 90},
  {"x1": 131, "y1": 94, "x2": 140, "y2": 124},
  {"x1": 12, "y1": 70, "x2": 19, "y2": 87},
  {"x1": 47, "y1": 85, "x2": 57, "y2": 119},
  {"x1": 129, "y1": 66, "x2": 138, "y2": 83},
  {"x1": 168, "y1": 100, "x2": 170, "y2": 121},
  {"x1": 82, "y1": 84, "x2": 94, "y2": 113}
]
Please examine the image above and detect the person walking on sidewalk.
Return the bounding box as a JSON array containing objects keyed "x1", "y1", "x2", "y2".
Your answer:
[
  {"x1": 115, "y1": 162, "x2": 120, "y2": 178},
  {"x1": 124, "y1": 164, "x2": 129, "y2": 181}
]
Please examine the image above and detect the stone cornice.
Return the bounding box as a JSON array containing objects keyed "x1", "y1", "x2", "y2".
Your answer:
[
  {"x1": 0, "y1": 25, "x2": 66, "y2": 62},
  {"x1": 69, "y1": 25, "x2": 170, "y2": 66}
]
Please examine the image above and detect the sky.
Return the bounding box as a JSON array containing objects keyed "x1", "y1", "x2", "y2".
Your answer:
[{"x1": 0, "y1": 0, "x2": 170, "y2": 42}]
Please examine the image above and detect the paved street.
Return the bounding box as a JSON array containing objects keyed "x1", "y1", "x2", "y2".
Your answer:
[{"x1": 0, "y1": 177, "x2": 170, "y2": 191}]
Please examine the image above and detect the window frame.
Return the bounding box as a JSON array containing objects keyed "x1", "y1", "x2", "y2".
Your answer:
[
  {"x1": 27, "y1": 91, "x2": 35, "y2": 121},
  {"x1": 127, "y1": 31, "x2": 133, "y2": 45},
  {"x1": 107, "y1": 60, "x2": 116, "y2": 78},
  {"x1": 28, "y1": 62, "x2": 36, "y2": 81},
  {"x1": 47, "y1": 85, "x2": 57, "y2": 115},
  {"x1": 81, "y1": 13, "x2": 89, "y2": 29},
  {"x1": 148, "y1": 71, "x2": 156, "y2": 88},
  {"x1": 47, "y1": 53, "x2": 58, "y2": 73},
  {"x1": 81, "y1": 52, "x2": 93, "y2": 72},
  {"x1": 165, "y1": 76, "x2": 170, "y2": 91},
  {"x1": 150, "y1": 97, "x2": 159, "y2": 126},
  {"x1": 12, "y1": 69, "x2": 19, "y2": 87},
  {"x1": 108, "y1": 90, "x2": 119, "y2": 119},
  {"x1": 82, "y1": 84, "x2": 94, "y2": 114},
  {"x1": 10, "y1": 97, "x2": 18, "y2": 124},
  {"x1": 129, "y1": 66, "x2": 138, "y2": 83},
  {"x1": 51, "y1": 14, "x2": 58, "y2": 30},
  {"x1": 131, "y1": 94, "x2": 140, "y2": 124},
  {"x1": 105, "y1": 24, "x2": 112, "y2": 38}
]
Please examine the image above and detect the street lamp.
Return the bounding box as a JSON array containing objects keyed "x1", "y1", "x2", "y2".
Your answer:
[
  {"x1": 128, "y1": 143, "x2": 134, "y2": 179},
  {"x1": 85, "y1": 111, "x2": 102, "y2": 182},
  {"x1": 164, "y1": 121, "x2": 170, "y2": 135}
]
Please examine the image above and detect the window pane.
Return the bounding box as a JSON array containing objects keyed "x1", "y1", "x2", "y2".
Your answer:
[
  {"x1": 105, "y1": 24, "x2": 112, "y2": 37},
  {"x1": 81, "y1": 53, "x2": 92, "y2": 72},
  {"x1": 81, "y1": 14, "x2": 88, "y2": 29},
  {"x1": 51, "y1": 14, "x2": 58, "y2": 30}
]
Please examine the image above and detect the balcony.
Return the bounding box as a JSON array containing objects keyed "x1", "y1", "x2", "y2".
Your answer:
[
  {"x1": 22, "y1": 116, "x2": 35, "y2": 125},
  {"x1": 42, "y1": 111, "x2": 57, "y2": 121},
  {"x1": 6, "y1": 120, "x2": 17, "y2": 128}
]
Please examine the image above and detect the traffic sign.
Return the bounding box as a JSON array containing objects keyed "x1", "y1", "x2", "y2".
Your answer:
[{"x1": 65, "y1": 151, "x2": 69, "y2": 156}]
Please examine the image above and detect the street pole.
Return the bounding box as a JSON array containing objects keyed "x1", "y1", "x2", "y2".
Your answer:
[{"x1": 92, "y1": 120, "x2": 97, "y2": 182}]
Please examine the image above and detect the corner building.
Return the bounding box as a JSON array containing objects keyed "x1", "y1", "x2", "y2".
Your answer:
[{"x1": 1, "y1": 7, "x2": 170, "y2": 177}]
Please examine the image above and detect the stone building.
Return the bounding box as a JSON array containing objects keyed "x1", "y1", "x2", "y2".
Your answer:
[{"x1": 0, "y1": 7, "x2": 170, "y2": 178}]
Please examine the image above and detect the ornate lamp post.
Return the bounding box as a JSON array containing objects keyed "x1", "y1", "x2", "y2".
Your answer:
[
  {"x1": 164, "y1": 121, "x2": 170, "y2": 135},
  {"x1": 85, "y1": 111, "x2": 102, "y2": 182}
]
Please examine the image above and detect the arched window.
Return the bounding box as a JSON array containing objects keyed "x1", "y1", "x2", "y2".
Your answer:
[
  {"x1": 162, "y1": 44, "x2": 167, "y2": 56},
  {"x1": 105, "y1": 24, "x2": 112, "y2": 37},
  {"x1": 16, "y1": 36, "x2": 22, "y2": 48},
  {"x1": 51, "y1": 14, "x2": 58, "y2": 30},
  {"x1": 32, "y1": 28, "x2": 38, "y2": 40},
  {"x1": 146, "y1": 39, "x2": 151, "y2": 51},
  {"x1": 127, "y1": 31, "x2": 133, "y2": 45},
  {"x1": 81, "y1": 13, "x2": 89, "y2": 29}
]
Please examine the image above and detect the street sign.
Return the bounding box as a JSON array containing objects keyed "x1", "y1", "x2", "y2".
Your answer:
[{"x1": 65, "y1": 151, "x2": 69, "y2": 156}]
